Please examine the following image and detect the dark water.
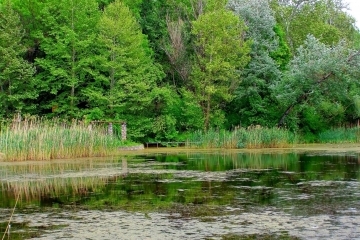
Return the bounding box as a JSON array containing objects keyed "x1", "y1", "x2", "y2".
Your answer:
[{"x1": 0, "y1": 151, "x2": 359, "y2": 239}]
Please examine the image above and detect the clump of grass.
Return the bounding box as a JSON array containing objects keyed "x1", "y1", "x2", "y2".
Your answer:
[
  {"x1": 317, "y1": 127, "x2": 360, "y2": 143},
  {"x1": 186, "y1": 127, "x2": 297, "y2": 149},
  {"x1": 0, "y1": 117, "x2": 124, "y2": 161}
]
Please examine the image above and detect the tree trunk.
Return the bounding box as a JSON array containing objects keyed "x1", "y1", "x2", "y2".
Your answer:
[
  {"x1": 71, "y1": 5, "x2": 75, "y2": 109},
  {"x1": 277, "y1": 102, "x2": 296, "y2": 127},
  {"x1": 204, "y1": 94, "x2": 211, "y2": 131}
]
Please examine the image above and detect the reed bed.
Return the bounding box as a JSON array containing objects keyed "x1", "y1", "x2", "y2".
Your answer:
[
  {"x1": 317, "y1": 127, "x2": 360, "y2": 143},
  {"x1": 186, "y1": 127, "x2": 297, "y2": 149},
  {"x1": 0, "y1": 117, "x2": 123, "y2": 161}
]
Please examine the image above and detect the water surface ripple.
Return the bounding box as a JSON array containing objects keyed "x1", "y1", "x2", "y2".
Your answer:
[{"x1": 0, "y1": 150, "x2": 359, "y2": 239}]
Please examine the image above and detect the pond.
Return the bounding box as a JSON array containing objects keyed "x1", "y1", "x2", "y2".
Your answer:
[{"x1": 0, "y1": 148, "x2": 359, "y2": 239}]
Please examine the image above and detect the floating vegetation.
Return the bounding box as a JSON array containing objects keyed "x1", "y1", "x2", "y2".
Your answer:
[
  {"x1": 218, "y1": 233, "x2": 301, "y2": 240},
  {"x1": 0, "y1": 221, "x2": 68, "y2": 240},
  {"x1": 0, "y1": 152, "x2": 359, "y2": 239}
]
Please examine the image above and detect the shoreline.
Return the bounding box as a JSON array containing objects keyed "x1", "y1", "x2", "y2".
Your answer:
[{"x1": 1, "y1": 143, "x2": 360, "y2": 162}]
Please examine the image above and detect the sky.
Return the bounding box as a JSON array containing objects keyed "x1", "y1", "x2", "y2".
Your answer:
[{"x1": 345, "y1": 0, "x2": 360, "y2": 29}]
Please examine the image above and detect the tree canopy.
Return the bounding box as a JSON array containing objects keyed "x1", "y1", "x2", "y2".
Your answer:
[{"x1": 0, "y1": 0, "x2": 359, "y2": 141}]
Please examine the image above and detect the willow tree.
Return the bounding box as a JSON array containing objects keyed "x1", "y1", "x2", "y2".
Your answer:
[
  {"x1": 274, "y1": 35, "x2": 360, "y2": 130},
  {"x1": 191, "y1": 0, "x2": 251, "y2": 130},
  {"x1": 0, "y1": 0, "x2": 35, "y2": 117},
  {"x1": 85, "y1": 0, "x2": 164, "y2": 140},
  {"x1": 227, "y1": 0, "x2": 290, "y2": 128}
]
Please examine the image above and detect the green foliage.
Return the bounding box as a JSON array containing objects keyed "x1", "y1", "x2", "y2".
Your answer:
[
  {"x1": 34, "y1": 0, "x2": 100, "y2": 118},
  {"x1": 299, "y1": 105, "x2": 330, "y2": 141},
  {"x1": 271, "y1": 0, "x2": 358, "y2": 52},
  {"x1": 274, "y1": 35, "x2": 360, "y2": 129},
  {"x1": 138, "y1": 0, "x2": 193, "y2": 88},
  {"x1": 191, "y1": 0, "x2": 251, "y2": 130},
  {"x1": 150, "y1": 87, "x2": 181, "y2": 141},
  {"x1": 352, "y1": 95, "x2": 360, "y2": 118},
  {"x1": 297, "y1": 99, "x2": 349, "y2": 141},
  {"x1": 228, "y1": 0, "x2": 284, "y2": 128},
  {"x1": 139, "y1": 0, "x2": 169, "y2": 62},
  {"x1": 0, "y1": 0, "x2": 359, "y2": 142},
  {"x1": 146, "y1": 87, "x2": 204, "y2": 141},
  {"x1": 96, "y1": 0, "x2": 114, "y2": 10},
  {"x1": 318, "y1": 127, "x2": 360, "y2": 143},
  {"x1": 353, "y1": 31, "x2": 360, "y2": 49},
  {"x1": 187, "y1": 127, "x2": 297, "y2": 149},
  {"x1": 84, "y1": 0, "x2": 164, "y2": 141},
  {"x1": 0, "y1": 0, "x2": 36, "y2": 117},
  {"x1": 10, "y1": 0, "x2": 46, "y2": 57},
  {"x1": 271, "y1": 24, "x2": 292, "y2": 70},
  {"x1": 178, "y1": 88, "x2": 204, "y2": 131},
  {"x1": 122, "y1": 0, "x2": 143, "y2": 19}
]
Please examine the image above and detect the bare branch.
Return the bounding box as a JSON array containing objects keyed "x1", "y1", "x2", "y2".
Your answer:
[
  {"x1": 162, "y1": 14, "x2": 190, "y2": 83},
  {"x1": 190, "y1": 0, "x2": 204, "y2": 19}
]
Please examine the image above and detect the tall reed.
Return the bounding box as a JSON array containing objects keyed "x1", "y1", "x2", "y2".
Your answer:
[
  {"x1": 186, "y1": 127, "x2": 297, "y2": 149},
  {"x1": 317, "y1": 127, "x2": 360, "y2": 143},
  {"x1": 0, "y1": 117, "x2": 123, "y2": 161}
]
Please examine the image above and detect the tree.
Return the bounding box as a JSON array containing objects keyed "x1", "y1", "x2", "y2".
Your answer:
[
  {"x1": 34, "y1": 0, "x2": 100, "y2": 117},
  {"x1": 139, "y1": 0, "x2": 194, "y2": 87},
  {"x1": 85, "y1": 0, "x2": 164, "y2": 140},
  {"x1": 271, "y1": 0, "x2": 358, "y2": 52},
  {"x1": 190, "y1": 0, "x2": 251, "y2": 130},
  {"x1": 10, "y1": 0, "x2": 49, "y2": 63},
  {"x1": 0, "y1": 0, "x2": 35, "y2": 117},
  {"x1": 227, "y1": 0, "x2": 291, "y2": 128},
  {"x1": 274, "y1": 35, "x2": 360, "y2": 129},
  {"x1": 163, "y1": 14, "x2": 191, "y2": 86}
]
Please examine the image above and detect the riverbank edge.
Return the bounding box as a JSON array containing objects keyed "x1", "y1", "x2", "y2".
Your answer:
[
  {"x1": 133, "y1": 143, "x2": 360, "y2": 154},
  {"x1": 2, "y1": 143, "x2": 360, "y2": 162}
]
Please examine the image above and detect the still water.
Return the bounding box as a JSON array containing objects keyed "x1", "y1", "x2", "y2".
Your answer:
[{"x1": 0, "y1": 150, "x2": 359, "y2": 239}]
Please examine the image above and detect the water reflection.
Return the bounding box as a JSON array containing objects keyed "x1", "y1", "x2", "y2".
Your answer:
[
  {"x1": 0, "y1": 157, "x2": 125, "y2": 208},
  {"x1": 1, "y1": 151, "x2": 360, "y2": 239},
  {"x1": 0, "y1": 152, "x2": 358, "y2": 211}
]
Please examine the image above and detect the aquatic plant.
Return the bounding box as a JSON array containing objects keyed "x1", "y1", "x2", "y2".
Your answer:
[
  {"x1": 0, "y1": 117, "x2": 125, "y2": 161},
  {"x1": 186, "y1": 127, "x2": 297, "y2": 149},
  {"x1": 317, "y1": 127, "x2": 360, "y2": 143}
]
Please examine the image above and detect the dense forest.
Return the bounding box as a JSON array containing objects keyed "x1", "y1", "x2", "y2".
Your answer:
[{"x1": 0, "y1": 0, "x2": 360, "y2": 142}]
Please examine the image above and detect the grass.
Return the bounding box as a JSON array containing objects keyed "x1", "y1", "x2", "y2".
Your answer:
[
  {"x1": 0, "y1": 117, "x2": 127, "y2": 161},
  {"x1": 186, "y1": 127, "x2": 297, "y2": 149},
  {"x1": 317, "y1": 127, "x2": 360, "y2": 143},
  {"x1": 185, "y1": 126, "x2": 360, "y2": 148}
]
